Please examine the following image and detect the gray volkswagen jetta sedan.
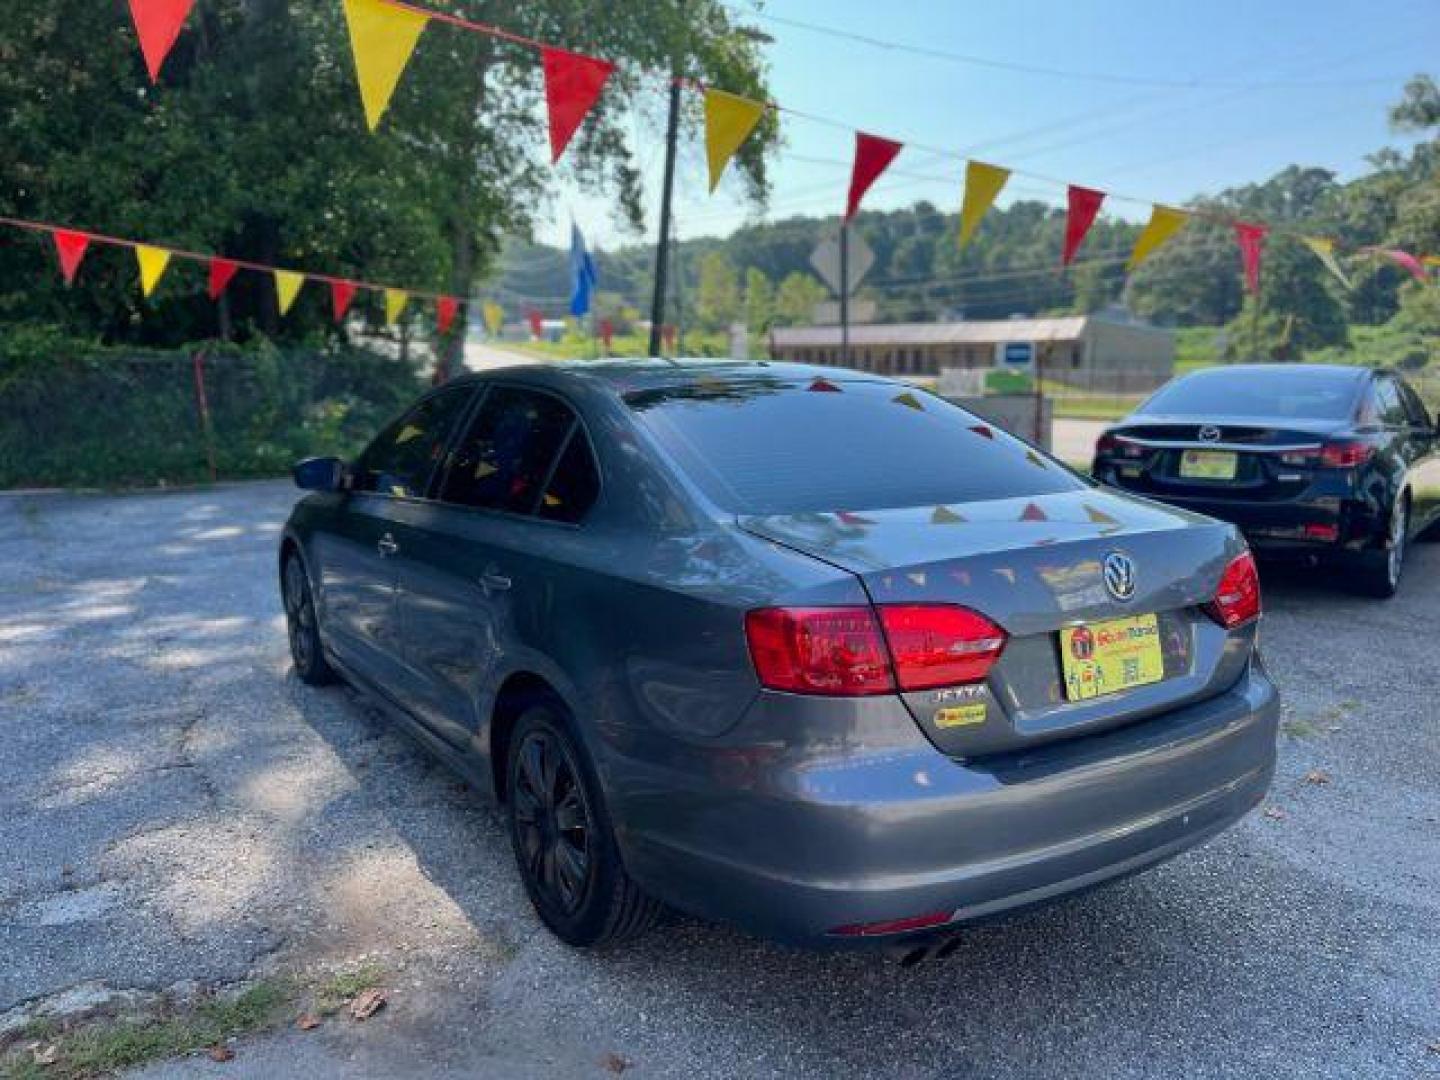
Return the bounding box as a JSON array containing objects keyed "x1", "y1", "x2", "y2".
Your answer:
[{"x1": 279, "y1": 361, "x2": 1278, "y2": 952}]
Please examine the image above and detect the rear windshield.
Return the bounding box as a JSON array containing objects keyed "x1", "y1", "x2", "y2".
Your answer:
[
  {"x1": 1141, "y1": 369, "x2": 1361, "y2": 420},
  {"x1": 627, "y1": 377, "x2": 1085, "y2": 514}
]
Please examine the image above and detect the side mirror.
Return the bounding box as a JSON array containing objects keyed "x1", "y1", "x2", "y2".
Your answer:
[{"x1": 293, "y1": 456, "x2": 345, "y2": 492}]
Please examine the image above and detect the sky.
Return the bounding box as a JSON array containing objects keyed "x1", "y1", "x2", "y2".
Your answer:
[{"x1": 537, "y1": 0, "x2": 1438, "y2": 252}]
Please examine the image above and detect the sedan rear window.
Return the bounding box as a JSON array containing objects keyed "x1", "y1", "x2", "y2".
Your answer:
[
  {"x1": 627, "y1": 377, "x2": 1083, "y2": 514},
  {"x1": 1141, "y1": 369, "x2": 1362, "y2": 420}
]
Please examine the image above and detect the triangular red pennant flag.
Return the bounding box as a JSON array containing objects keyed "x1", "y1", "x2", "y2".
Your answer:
[
  {"x1": 207, "y1": 258, "x2": 238, "y2": 300},
  {"x1": 1020, "y1": 501, "x2": 1048, "y2": 522},
  {"x1": 1063, "y1": 185, "x2": 1106, "y2": 266},
  {"x1": 436, "y1": 296, "x2": 459, "y2": 335},
  {"x1": 836, "y1": 510, "x2": 876, "y2": 526},
  {"x1": 969, "y1": 424, "x2": 993, "y2": 439},
  {"x1": 52, "y1": 230, "x2": 92, "y2": 285},
  {"x1": 128, "y1": 0, "x2": 196, "y2": 82},
  {"x1": 846, "y1": 132, "x2": 903, "y2": 221},
  {"x1": 527, "y1": 309, "x2": 544, "y2": 338},
  {"x1": 1234, "y1": 222, "x2": 1267, "y2": 295},
  {"x1": 542, "y1": 47, "x2": 615, "y2": 163},
  {"x1": 599, "y1": 318, "x2": 614, "y2": 349},
  {"x1": 808, "y1": 377, "x2": 842, "y2": 393},
  {"x1": 330, "y1": 280, "x2": 359, "y2": 323}
]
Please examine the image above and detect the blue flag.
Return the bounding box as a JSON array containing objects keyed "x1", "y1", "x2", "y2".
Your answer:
[{"x1": 569, "y1": 222, "x2": 598, "y2": 318}]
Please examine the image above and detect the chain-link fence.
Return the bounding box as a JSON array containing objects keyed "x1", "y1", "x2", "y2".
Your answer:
[{"x1": 0, "y1": 344, "x2": 425, "y2": 489}]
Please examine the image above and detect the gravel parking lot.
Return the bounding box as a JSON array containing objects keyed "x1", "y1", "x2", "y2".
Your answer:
[{"x1": 1, "y1": 481, "x2": 1436, "y2": 1078}]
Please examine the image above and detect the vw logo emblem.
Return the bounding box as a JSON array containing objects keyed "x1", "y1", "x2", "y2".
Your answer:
[
  {"x1": 1198, "y1": 425, "x2": 1222, "y2": 443},
  {"x1": 1103, "y1": 552, "x2": 1137, "y2": 602}
]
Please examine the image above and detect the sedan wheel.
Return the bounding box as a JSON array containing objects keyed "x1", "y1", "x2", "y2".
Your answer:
[
  {"x1": 1353, "y1": 498, "x2": 1407, "y2": 599},
  {"x1": 505, "y1": 705, "x2": 661, "y2": 946},
  {"x1": 283, "y1": 555, "x2": 336, "y2": 685}
]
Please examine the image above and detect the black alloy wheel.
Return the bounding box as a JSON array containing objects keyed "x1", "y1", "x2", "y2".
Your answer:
[
  {"x1": 283, "y1": 555, "x2": 336, "y2": 685},
  {"x1": 505, "y1": 706, "x2": 661, "y2": 946}
]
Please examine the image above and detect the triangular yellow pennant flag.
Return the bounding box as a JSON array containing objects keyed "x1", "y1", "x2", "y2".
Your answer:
[
  {"x1": 959, "y1": 161, "x2": 1010, "y2": 248},
  {"x1": 482, "y1": 300, "x2": 504, "y2": 335},
  {"x1": 274, "y1": 270, "x2": 305, "y2": 316},
  {"x1": 1301, "y1": 237, "x2": 1351, "y2": 290},
  {"x1": 341, "y1": 0, "x2": 430, "y2": 131},
  {"x1": 931, "y1": 505, "x2": 966, "y2": 524},
  {"x1": 134, "y1": 245, "x2": 172, "y2": 298},
  {"x1": 1083, "y1": 504, "x2": 1120, "y2": 527},
  {"x1": 1128, "y1": 205, "x2": 1189, "y2": 270},
  {"x1": 892, "y1": 391, "x2": 925, "y2": 411},
  {"x1": 704, "y1": 89, "x2": 766, "y2": 193},
  {"x1": 385, "y1": 289, "x2": 409, "y2": 325}
]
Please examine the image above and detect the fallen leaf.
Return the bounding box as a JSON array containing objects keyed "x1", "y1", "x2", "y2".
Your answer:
[
  {"x1": 207, "y1": 1044, "x2": 235, "y2": 1062},
  {"x1": 602, "y1": 1052, "x2": 632, "y2": 1074},
  {"x1": 1263, "y1": 806, "x2": 1287, "y2": 821},
  {"x1": 1303, "y1": 769, "x2": 1331, "y2": 785},
  {"x1": 349, "y1": 988, "x2": 386, "y2": 1021},
  {"x1": 32, "y1": 1044, "x2": 59, "y2": 1066},
  {"x1": 296, "y1": 1013, "x2": 322, "y2": 1031}
]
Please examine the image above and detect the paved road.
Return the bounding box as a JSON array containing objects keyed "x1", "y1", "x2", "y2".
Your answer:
[{"x1": 1, "y1": 482, "x2": 1436, "y2": 1079}]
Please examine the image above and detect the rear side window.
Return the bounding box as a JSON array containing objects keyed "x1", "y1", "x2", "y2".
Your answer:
[
  {"x1": 1396, "y1": 380, "x2": 1432, "y2": 427},
  {"x1": 536, "y1": 434, "x2": 600, "y2": 524},
  {"x1": 627, "y1": 377, "x2": 1083, "y2": 514},
  {"x1": 1372, "y1": 378, "x2": 1408, "y2": 427},
  {"x1": 439, "y1": 386, "x2": 589, "y2": 518},
  {"x1": 352, "y1": 386, "x2": 473, "y2": 498}
]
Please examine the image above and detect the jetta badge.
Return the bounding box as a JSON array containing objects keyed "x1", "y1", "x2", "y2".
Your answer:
[
  {"x1": 1103, "y1": 552, "x2": 1137, "y2": 602},
  {"x1": 1198, "y1": 425, "x2": 1222, "y2": 443}
]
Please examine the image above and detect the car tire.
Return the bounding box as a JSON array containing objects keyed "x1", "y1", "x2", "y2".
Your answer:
[
  {"x1": 1352, "y1": 497, "x2": 1407, "y2": 599},
  {"x1": 282, "y1": 553, "x2": 337, "y2": 685},
  {"x1": 505, "y1": 704, "x2": 661, "y2": 947}
]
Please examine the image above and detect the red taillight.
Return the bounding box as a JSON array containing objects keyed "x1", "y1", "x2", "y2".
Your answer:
[
  {"x1": 876, "y1": 605, "x2": 1007, "y2": 691},
  {"x1": 1279, "y1": 441, "x2": 1373, "y2": 468},
  {"x1": 1318, "y1": 440, "x2": 1373, "y2": 469},
  {"x1": 1096, "y1": 433, "x2": 1144, "y2": 459},
  {"x1": 1204, "y1": 551, "x2": 1261, "y2": 629},
  {"x1": 744, "y1": 604, "x2": 1008, "y2": 696},
  {"x1": 744, "y1": 607, "x2": 893, "y2": 696},
  {"x1": 1302, "y1": 523, "x2": 1339, "y2": 542}
]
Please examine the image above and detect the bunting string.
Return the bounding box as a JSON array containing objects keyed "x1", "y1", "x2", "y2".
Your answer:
[
  {"x1": 100, "y1": 0, "x2": 1440, "y2": 301},
  {"x1": 0, "y1": 213, "x2": 463, "y2": 326}
]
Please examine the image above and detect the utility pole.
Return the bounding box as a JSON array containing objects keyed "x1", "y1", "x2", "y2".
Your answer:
[{"x1": 648, "y1": 76, "x2": 682, "y2": 358}]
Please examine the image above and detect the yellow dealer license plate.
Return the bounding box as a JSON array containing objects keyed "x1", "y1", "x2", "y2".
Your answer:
[
  {"x1": 1179, "y1": 450, "x2": 1238, "y2": 480},
  {"x1": 1060, "y1": 614, "x2": 1164, "y2": 702}
]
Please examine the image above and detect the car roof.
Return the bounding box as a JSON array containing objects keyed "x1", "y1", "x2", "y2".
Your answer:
[
  {"x1": 1176, "y1": 363, "x2": 1373, "y2": 382},
  {"x1": 446, "y1": 359, "x2": 887, "y2": 394}
]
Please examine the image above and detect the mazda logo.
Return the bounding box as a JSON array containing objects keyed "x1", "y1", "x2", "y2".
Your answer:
[
  {"x1": 1103, "y1": 552, "x2": 1137, "y2": 602},
  {"x1": 1198, "y1": 425, "x2": 1222, "y2": 443}
]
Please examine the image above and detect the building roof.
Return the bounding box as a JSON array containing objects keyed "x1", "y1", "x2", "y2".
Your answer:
[{"x1": 770, "y1": 313, "x2": 1168, "y2": 348}]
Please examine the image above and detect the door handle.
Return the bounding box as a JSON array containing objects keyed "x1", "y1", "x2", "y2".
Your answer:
[
  {"x1": 377, "y1": 533, "x2": 399, "y2": 557},
  {"x1": 479, "y1": 570, "x2": 512, "y2": 593}
]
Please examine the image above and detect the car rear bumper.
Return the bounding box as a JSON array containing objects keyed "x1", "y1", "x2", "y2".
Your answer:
[
  {"x1": 611, "y1": 662, "x2": 1279, "y2": 947},
  {"x1": 1096, "y1": 484, "x2": 1384, "y2": 556}
]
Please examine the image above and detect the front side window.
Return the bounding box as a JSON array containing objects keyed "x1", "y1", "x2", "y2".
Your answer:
[
  {"x1": 1372, "y1": 379, "x2": 1408, "y2": 427},
  {"x1": 352, "y1": 386, "x2": 473, "y2": 498},
  {"x1": 1394, "y1": 379, "x2": 1431, "y2": 428},
  {"x1": 439, "y1": 386, "x2": 582, "y2": 517}
]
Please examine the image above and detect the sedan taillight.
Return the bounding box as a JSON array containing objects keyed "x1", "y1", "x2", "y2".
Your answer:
[
  {"x1": 1279, "y1": 440, "x2": 1374, "y2": 468},
  {"x1": 1096, "y1": 433, "x2": 1145, "y2": 459},
  {"x1": 1204, "y1": 551, "x2": 1261, "y2": 629},
  {"x1": 745, "y1": 604, "x2": 1008, "y2": 696}
]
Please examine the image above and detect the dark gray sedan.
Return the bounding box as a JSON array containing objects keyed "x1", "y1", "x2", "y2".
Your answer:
[{"x1": 279, "y1": 361, "x2": 1278, "y2": 953}]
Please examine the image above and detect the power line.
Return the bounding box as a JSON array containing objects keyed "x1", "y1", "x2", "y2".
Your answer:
[{"x1": 719, "y1": 1, "x2": 1421, "y2": 91}]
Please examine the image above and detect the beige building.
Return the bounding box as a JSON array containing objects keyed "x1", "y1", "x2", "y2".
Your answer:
[{"x1": 769, "y1": 309, "x2": 1175, "y2": 390}]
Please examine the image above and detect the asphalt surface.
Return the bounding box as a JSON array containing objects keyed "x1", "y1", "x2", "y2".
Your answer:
[{"x1": 0, "y1": 481, "x2": 1436, "y2": 1079}]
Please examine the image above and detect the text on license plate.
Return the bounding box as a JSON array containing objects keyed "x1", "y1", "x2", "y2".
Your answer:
[
  {"x1": 1059, "y1": 614, "x2": 1164, "y2": 702},
  {"x1": 1179, "y1": 450, "x2": 1238, "y2": 480}
]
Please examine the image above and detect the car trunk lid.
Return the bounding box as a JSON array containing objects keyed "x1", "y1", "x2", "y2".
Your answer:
[{"x1": 739, "y1": 489, "x2": 1251, "y2": 758}]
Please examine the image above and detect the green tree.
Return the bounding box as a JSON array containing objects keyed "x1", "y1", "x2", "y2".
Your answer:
[
  {"x1": 695, "y1": 252, "x2": 741, "y2": 330},
  {"x1": 0, "y1": 0, "x2": 778, "y2": 359},
  {"x1": 744, "y1": 268, "x2": 774, "y2": 332},
  {"x1": 773, "y1": 272, "x2": 826, "y2": 325},
  {"x1": 1223, "y1": 237, "x2": 1348, "y2": 361}
]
